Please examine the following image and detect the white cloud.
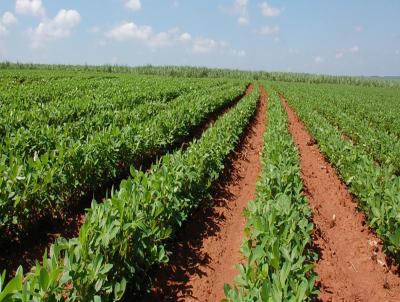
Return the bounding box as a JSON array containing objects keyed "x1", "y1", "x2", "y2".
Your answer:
[
  {"x1": 106, "y1": 23, "x2": 192, "y2": 49},
  {"x1": 125, "y1": 0, "x2": 141, "y2": 11},
  {"x1": 260, "y1": 2, "x2": 282, "y2": 17},
  {"x1": 396, "y1": 50, "x2": 400, "y2": 55},
  {"x1": 192, "y1": 37, "x2": 245, "y2": 57},
  {"x1": 106, "y1": 22, "x2": 152, "y2": 41},
  {"x1": 28, "y1": 9, "x2": 81, "y2": 48},
  {"x1": 0, "y1": 12, "x2": 18, "y2": 36},
  {"x1": 234, "y1": 0, "x2": 249, "y2": 25},
  {"x1": 192, "y1": 38, "x2": 217, "y2": 54},
  {"x1": 0, "y1": 24, "x2": 7, "y2": 36},
  {"x1": 106, "y1": 21, "x2": 243, "y2": 57},
  {"x1": 179, "y1": 32, "x2": 191, "y2": 42},
  {"x1": 2, "y1": 12, "x2": 17, "y2": 25},
  {"x1": 314, "y1": 56, "x2": 324, "y2": 64},
  {"x1": 15, "y1": 0, "x2": 45, "y2": 17},
  {"x1": 149, "y1": 31, "x2": 174, "y2": 47},
  {"x1": 238, "y1": 16, "x2": 248, "y2": 25},
  {"x1": 231, "y1": 49, "x2": 246, "y2": 57},
  {"x1": 335, "y1": 45, "x2": 359, "y2": 59},
  {"x1": 256, "y1": 25, "x2": 280, "y2": 35},
  {"x1": 222, "y1": 0, "x2": 249, "y2": 26}
]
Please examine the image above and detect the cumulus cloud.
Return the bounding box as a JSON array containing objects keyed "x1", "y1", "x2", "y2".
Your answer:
[
  {"x1": 106, "y1": 22, "x2": 152, "y2": 41},
  {"x1": 335, "y1": 45, "x2": 359, "y2": 59},
  {"x1": 28, "y1": 9, "x2": 81, "y2": 48},
  {"x1": 260, "y1": 2, "x2": 282, "y2": 17},
  {"x1": 222, "y1": 0, "x2": 249, "y2": 26},
  {"x1": 256, "y1": 25, "x2": 280, "y2": 35},
  {"x1": 192, "y1": 38, "x2": 217, "y2": 54},
  {"x1": 0, "y1": 12, "x2": 18, "y2": 36},
  {"x1": 106, "y1": 20, "x2": 244, "y2": 57},
  {"x1": 234, "y1": 0, "x2": 249, "y2": 26},
  {"x1": 238, "y1": 16, "x2": 249, "y2": 25},
  {"x1": 15, "y1": 0, "x2": 45, "y2": 17},
  {"x1": 106, "y1": 22, "x2": 193, "y2": 49},
  {"x1": 231, "y1": 49, "x2": 246, "y2": 57},
  {"x1": 314, "y1": 56, "x2": 324, "y2": 64},
  {"x1": 179, "y1": 32, "x2": 191, "y2": 42},
  {"x1": 2, "y1": 12, "x2": 18, "y2": 25},
  {"x1": 192, "y1": 37, "x2": 245, "y2": 57},
  {"x1": 149, "y1": 30, "x2": 176, "y2": 47},
  {"x1": 0, "y1": 24, "x2": 7, "y2": 36},
  {"x1": 125, "y1": 0, "x2": 141, "y2": 11}
]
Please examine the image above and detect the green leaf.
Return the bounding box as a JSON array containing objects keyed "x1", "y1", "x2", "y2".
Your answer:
[{"x1": 0, "y1": 275, "x2": 23, "y2": 301}]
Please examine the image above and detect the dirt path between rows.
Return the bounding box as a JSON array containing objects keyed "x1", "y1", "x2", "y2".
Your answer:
[
  {"x1": 281, "y1": 97, "x2": 400, "y2": 302},
  {"x1": 139, "y1": 86, "x2": 267, "y2": 302},
  {"x1": 0, "y1": 84, "x2": 253, "y2": 278}
]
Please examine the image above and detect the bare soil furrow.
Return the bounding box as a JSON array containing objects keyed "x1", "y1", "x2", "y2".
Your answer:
[
  {"x1": 139, "y1": 86, "x2": 267, "y2": 302},
  {"x1": 281, "y1": 97, "x2": 400, "y2": 302}
]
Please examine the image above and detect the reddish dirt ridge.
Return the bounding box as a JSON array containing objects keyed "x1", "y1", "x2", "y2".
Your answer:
[
  {"x1": 140, "y1": 86, "x2": 267, "y2": 302},
  {"x1": 282, "y1": 97, "x2": 400, "y2": 301}
]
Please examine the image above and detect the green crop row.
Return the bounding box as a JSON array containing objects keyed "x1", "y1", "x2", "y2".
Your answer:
[
  {"x1": 278, "y1": 85, "x2": 400, "y2": 260},
  {"x1": 224, "y1": 88, "x2": 316, "y2": 301},
  {"x1": 0, "y1": 85, "x2": 260, "y2": 302},
  {"x1": 2, "y1": 64, "x2": 399, "y2": 88},
  {"x1": 272, "y1": 81, "x2": 400, "y2": 142},
  {"x1": 273, "y1": 82, "x2": 400, "y2": 174},
  {"x1": 3, "y1": 82, "x2": 233, "y2": 158},
  {"x1": 0, "y1": 82, "x2": 246, "y2": 239},
  {"x1": 0, "y1": 75, "x2": 226, "y2": 136},
  {"x1": 310, "y1": 101, "x2": 400, "y2": 175}
]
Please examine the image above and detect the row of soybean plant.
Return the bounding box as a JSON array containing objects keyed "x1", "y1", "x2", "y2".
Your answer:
[
  {"x1": 1, "y1": 74, "x2": 246, "y2": 239},
  {"x1": 0, "y1": 73, "x2": 225, "y2": 134},
  {"x1": 275, "y1": 82, "x2": 400, "y2": 262},
  {"x1": 225, "y1": 87, "x2": 316, "y2": 301},
  {"x1": 273, "y1": 81, "x2": 400, "y2": 173},
  {"x1": 0, "y1": 84, "x2": 260, "y2": 301}
]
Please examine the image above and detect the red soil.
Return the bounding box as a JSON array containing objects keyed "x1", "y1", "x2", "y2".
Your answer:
[
  {"x1": 140, "y1": 86, "x2": 267, "y2": 302},
  {"x1": 282, "y1": 97, "x2": 400, "y2": 302}
]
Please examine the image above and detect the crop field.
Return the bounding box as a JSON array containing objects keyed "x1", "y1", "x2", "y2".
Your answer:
[{"x1": 0, "y1": 66, "x2": 400, "y2": 301}]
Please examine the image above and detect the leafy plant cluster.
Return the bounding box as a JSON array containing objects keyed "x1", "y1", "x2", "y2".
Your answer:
[
  {"x1": 0, "y1": 85, "x2": 260, "y2": 301},
  {"x1": 274, "y1": 81, "x2": 400, "y2": 173},
  {"x1": 0, "y1": 74, "x2": 226, "y2": 136},
  {"x1": 0, "y1": 73, "x2": 246, "y2": 239},
  {"x1": 276, "y1": 83, "x2": 400, "y2": 261},
  {"x1": 224, "y1": 88, "x2": 316, "y2": 301}
]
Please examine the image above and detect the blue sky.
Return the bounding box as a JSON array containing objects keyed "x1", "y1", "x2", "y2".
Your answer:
[{"x1": 0, "y1": 0, "x2": 399, "y2": 76}]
